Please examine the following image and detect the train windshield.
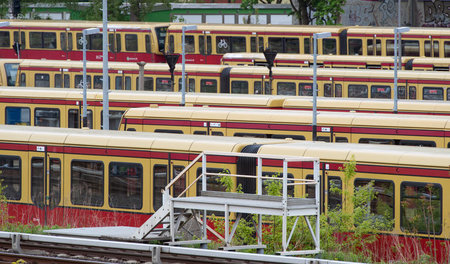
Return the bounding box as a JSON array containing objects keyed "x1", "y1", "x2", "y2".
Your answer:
[
  {"x1": 4, "y1": 63, "x2": 19, "y2": 86},
  {"x1": 155, "y1": 27, "x2": 168, "y2": 52}
]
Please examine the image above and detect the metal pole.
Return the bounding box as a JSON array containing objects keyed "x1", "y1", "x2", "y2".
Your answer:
[
  {"x1": 394, "y1": 29, "x2": 398, "y2": 114},
  {"x1": 181, "y1": 27, "x2": 186, "y2": 106},
  {"x1": 398, "y1": 0, "x2": 401, "y2": 27},
  {"x1": 312, "y1": 34, "x2": 318, "y2": 141},
  {"x1": 82, "y1": 31, "x2": 88, "y2": 128},
  {"x1": 102, "y1": 0, "x2": 109, "y2": 130}
]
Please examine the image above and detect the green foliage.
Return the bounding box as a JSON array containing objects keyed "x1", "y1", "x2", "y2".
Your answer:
[{"x1": 290, "y1": 0, "x2": 347, "y2": 25}]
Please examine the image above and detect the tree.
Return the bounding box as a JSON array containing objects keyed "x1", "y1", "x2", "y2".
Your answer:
[{"x1": 290, "y1": 0, "x2": 346, "y2": 25}]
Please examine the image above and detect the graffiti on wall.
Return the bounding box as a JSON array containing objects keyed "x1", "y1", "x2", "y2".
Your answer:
[
  {"x1": 343, "y1": 0, "x2": 398, "y2": 26},
  {"x1": 423, "y1": 0, "x2": 450, "y2": 27},
  {"x1": 342, "y1": 0, "x2": 449, "y2": 27}
]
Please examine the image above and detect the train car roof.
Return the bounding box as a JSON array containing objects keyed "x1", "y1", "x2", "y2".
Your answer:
[
  {"x1": 0, "y1": 125, "x2": 283, "y2": 153},
  {"x1": 282, "y1": 97, "x2": 450, "y2": 114},
  {"x1": 168, "y1": 23, "x2": 345, "y2": 33},
  {"x1": 1, "y1": 20, "x2": 170, "y2": 30},
  {"x1": 346, "y1": 26, "x2": 450, "y2": 36},
  {"x1": 128, "y1": 106, "x2": 450, "y2": 130},
  {"x1": 258, "y1": 141, "x2": 450, "y2": 168}
]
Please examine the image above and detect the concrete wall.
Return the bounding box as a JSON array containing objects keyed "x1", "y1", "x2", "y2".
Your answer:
[{"x1": 341, "y1": 0, "x2": 450, "y2": 27}]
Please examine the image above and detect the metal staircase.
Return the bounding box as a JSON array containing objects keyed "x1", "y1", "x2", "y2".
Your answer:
[{"x1": 131, "y1": 151, "x2": 322, "y2": 255}]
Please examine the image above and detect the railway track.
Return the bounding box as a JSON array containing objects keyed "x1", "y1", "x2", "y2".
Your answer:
[{"x1": 0, "y1": 232, "x2": 359, "y2": 264}]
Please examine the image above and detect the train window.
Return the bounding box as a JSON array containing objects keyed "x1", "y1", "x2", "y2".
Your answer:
[
  {"x1": 115, "y1": 76, "x2": 123, "y2": 90},
  {"x1": 194, "y1": 131, "x2": 207, "y2": 135},
  {"x1": 261, "y1": 172, "x2": 294, "y2": 196},
  {"x1": 354, "y1": 179, "x2": 394, "y2": 230},
  {"x1": 5, "y1": 107, "x2": 30, "y2": 125},
  {"x1": 348, "y1": 39, "x2": 362, "y2": 55},
  {"x1": 137, "y1": 77, "x2": 153, "y2": 91},
  {"x1": 68, "y1": 109, "x2": 93, "y2": 129},
  {"x1": 116, "y1": 34, "x2": 122, "y2": 52},
  {"x1": 145, "y1": 35, "x2": 151, "y2": 53},
  {"x1": 4, "y1": 63, "x2": 19, "y2": 86},
  {"x1": 154, "y1": 129, "x2": 183, "y2": 134},
  {"x1": 399, "y1": 140, "x2": 436, "y2": 147},
  {"x1": 277, "y1": 82, "x2": 296, "y2": 95},
  {"x1": 185, "y1": 35, "x2": 195, "y2": 53},
  {"x1": 108, "y1": 34, "x2": 116, "y2": 52},
  {"x1": 35, "y1": 74, "x2": 50, "y2": 87},
  {"x1": 168, "y1": 35, "x2": 174, "y2": 54},
  {"x1": 386, "y1": 40, "x2": 394, "y2": 56},
  {"x1": 317, "y1": 136, "x2": 330, "y2": 142},
  {"x1": 173, "y1": 165, "x2": 186, "y2": 198},
  {"x1": 178, "y1": 78, "x2": 195, "y2": 92},
  {"x1": 35, "y1": 108, "x2": 60, "y2": 127},
  {"x1": 71, "y1": 160, "x2": 104, "y2": 207},
  {"x1": 359, "y1": 138, "x2": 394, "y2": 145},
  {"x1": 234, "y1": 132, "x2": 267, "y2": 138},
  {"x1": 93, "y1": 76, "x2": 104, "y2": 89},
  {"x1": 271, "y1": 134, "x2": 305, "y2": 140},
  {"x1": 217, "y1": 36, "x2": 230, "y2": 53},
  {"x1": 254, "y1": 81, "x2": 270, "y2": 95},
  {"x1": 348, "y1": 84, "x2": 368, "y2": 98},
  {"x1": 212, "y1": 131, "x2": 224, "y2": 136},
  {"x1": 19, "y1": 73, "x2": 25, "y2": 86},
  {"x1": 31, "y1": 158, "x2": 61, "y2": 208},
  {"x1": 336, "y1": 137, "x2": 348, "y2": 142},
  {"x1": 109, "y1": 162, "x2": 143, "y2": 210},
  {"x1": 75, "y1": 75, "x2": 91, "y2": 89},
  {"x1": 324, "y1": 84, "x2": 332, "y2": 97},
  {"x1": 125, "y1": 76, "x2": 131, "y2": 90},
  {"x1": 400, "y1": 182, "x2": 442, "y2": 234},
  {"x1": 402, "y1": 40, "x2": 420, "y2": 56},
  {"x1": 448, "y1": 88, "x2": 450, "y2": 101},
  {"x1": 409, "y1": 86, "x2": 416, "y2": 100},
  {"x1": 304, "y1": 38, "x2": 311, "y2": 54},
  {"x1": 424, "y1": 41, "x2": 439, "y2": 57},
  {"x1": 29, "y1": 32, "x2": 56, "y2": 49},
  {"x1": 196, "y1": 167, "x2": 227, "y2": 196},
  {"x1": 268, "y1": 38, "x2": 283, "y2": 53},
  {"x1": 90, "y1": 34, "x2": 103, "y2": 50},
  {"x1": 367, "y1": 39, "x2": 381, "y2": 56},
  {"x1": 305, "y1": 175, "x2": 315, "y2": 199},
  {"x1": 328, "y1": 176, "x2": 342, "y2": 210},
  {"x1": 101, "y1": 110, "x2": 124, "y2": 130},
  {"x1": 423, "y1": 87, "x2": 444, "y2": 100},
  {"x1": 445, "y1": 42, "x2": 450, "y2": 57},
  {"x1": 153, "y1": 164, "x2": 167, "y2": 210},
  {"x1": 0, "y1": 155, "x2": 21, "y2": 200},
  {"x1": 370, "y1": 85, "x2": 391, "y2": 99},
  {"x1": 54, "y1": 74, "x2": 70, "y2": 88},
  {"x1": 200, "y1": 79, "x2": 217, "y2": 93},
  {"x1": 398, "y1": 86, "x2": 406, "y2": 99},
  {"x1": 286, "y1": 38, "x2": 300, "y2": 54},
  {"x1": 0, "y1": 31, "x2": 10, "y2": 47},
  {"x1": 322, "y1": 39, "x2": 336, "y2": 55},
  {"x1": 299, "y1": 83, "x2": 313, "y2": 96},
  {"x1": 250, "y1": 37, "x2": 264, "y2": 53},
  {"x1": 231, "y1": 37, "x2": 246, "y2": 52},
  {"x1": 156, "y1": 78, "x2": 173, "y2": 92},
  {"x1": 231, "y1": 81, "x2": 248, "y2": 94},
  {"x1": 335, "y1": 84, "x2": 342, "y2": 97},
  {"x1": 125, "y1": 34, "x2": 138, "y2": 51}
]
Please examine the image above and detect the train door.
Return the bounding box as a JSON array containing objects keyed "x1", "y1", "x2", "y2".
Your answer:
[
  {"x1": 12, "y1": 29, "x2": 25, "y2": 59},
  {"x1": 59, "y1": 29, "x2": 71, "y2": 60},
  {"x1": 200, "y1": 32, "x2": 212, "y2": 64},
  {"x1": 151, "y1": 154, "x2": 189, "y2": 212},
  {"x1": 316, "y1": 126, "x2": 349, "y2": 143},
  {"x1": 108, "y1": 29, "x2": 119, "y2": 61},
  {"x1": 368, "y1": 35, "x2": 382, "y2": 56},
  {"x1": 30, "y1": 146, "x2": 63, "y2": 226},
  {"x1": 193, "y1": 121, "x2": 226, "y2": 136}
]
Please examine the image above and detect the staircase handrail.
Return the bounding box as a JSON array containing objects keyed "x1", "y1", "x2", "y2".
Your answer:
[{"x1": 165, "y1": 152, "x2": 203, "y2": 192}]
